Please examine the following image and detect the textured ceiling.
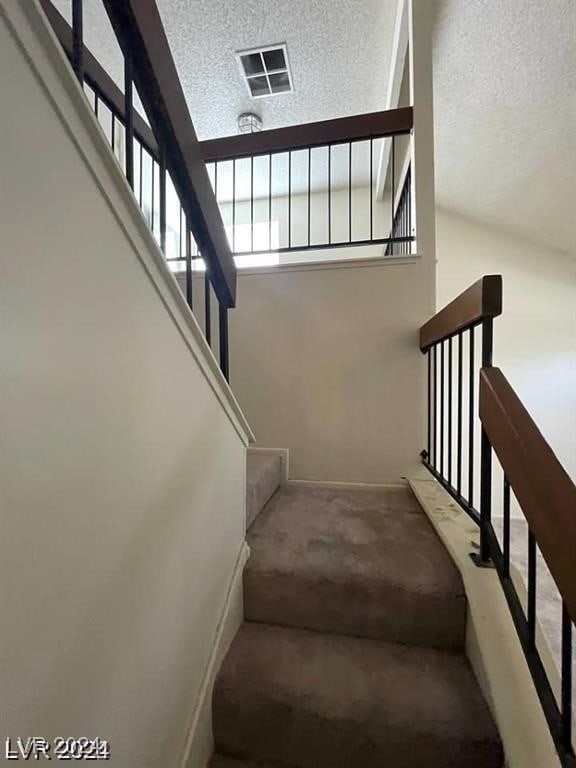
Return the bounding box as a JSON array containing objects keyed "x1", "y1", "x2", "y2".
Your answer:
[
  {"x1": 49, "y1": 0, "x2": 575, "y2": 255},
  {"x1": 156, "y1": 0, "x2": 396, "y2": 138},
  {"x1": 433, "y1": 0, "x2": 576, "y2": 256}
]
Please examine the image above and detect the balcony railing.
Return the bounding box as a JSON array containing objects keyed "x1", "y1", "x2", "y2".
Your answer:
[
  {"x1": 199, "y1": 108, "x2": 414, "y2": 266},
  {"x1": 420, "y1": 276, "x2": 576, "y2": 768},
  {"x1": 42, "y1": 0, "x2": 415, "y2": 378},
  {"x1": 40, "y1": 0, "x2": 235, "y2": 379}
]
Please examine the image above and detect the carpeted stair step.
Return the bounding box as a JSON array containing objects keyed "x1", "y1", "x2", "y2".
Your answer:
[
  {"x1": 246, "y1": 452, "x2": 283, "y2": 530},
  {"x1": 244, "y1": 485, "x2": 466, "y2": 650},
  {"x1": 213, "y1": 622, "x2": 503, "y2": 768}
]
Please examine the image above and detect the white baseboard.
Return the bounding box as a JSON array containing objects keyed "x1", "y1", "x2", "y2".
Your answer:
[
  {"x1": 286, "y1": 479, "x2": 407, "y2": 491},
  {"x1": 180, "y1": 541, "x2": 249, "y2": 768},
  {"x1": 248, "y1": 446, "x2": 290, "y2": 482}
]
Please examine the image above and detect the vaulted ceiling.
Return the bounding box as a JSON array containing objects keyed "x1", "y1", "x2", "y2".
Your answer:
[
  {"x1": 49, "y1": 0, "x2": 575, "y2": 256},
  {"x1": 433, "y1": 0, "x2": 575, "y2": 257}
]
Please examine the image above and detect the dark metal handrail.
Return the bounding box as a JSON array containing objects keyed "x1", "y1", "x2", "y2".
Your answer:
[
  {"x1": 40, "y1": 0, "x2": 235, "y2": 379},
  {"x1": 193, "y1": 109, "x2": 415, "y2": 259},
  {"x1": 199, "y1": 107, "x2": 413, "y2": 161},
  {"x1": 419, "y1": 277, "x2": 575, "y2": 767}
]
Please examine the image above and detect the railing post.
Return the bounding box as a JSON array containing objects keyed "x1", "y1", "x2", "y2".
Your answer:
[
  {"x1": 219, "y1": 305, "x2": 229, "y2": 382},
  {"x1": 478, "y1": 317, "x2": 494, "y2": 564},
  {"x1": 124, "y1": 56, "x2": 134, "y2": 189},
  {"x1": 71, "y1": 0, "x2": 84, "y2": 83}
]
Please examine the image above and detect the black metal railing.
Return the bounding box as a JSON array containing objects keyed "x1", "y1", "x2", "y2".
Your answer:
[
  {"x1": 385, "y1": 165, "x2": 412, "y2": 256},
  {"x1": 420, "y1": 277, "x2": 575, "y2": 768},
  {"x1": 41, "y1": 0, "x2": 234, "y2": 380},
  {"x1": 419, "y1": 276, "x2": 502, "y2": 526},
  {"x1": 199, "y1": 109, "x2": 415, "y2": 263}
]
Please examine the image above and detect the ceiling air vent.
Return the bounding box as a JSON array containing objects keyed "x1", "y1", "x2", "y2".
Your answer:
[{"x1": 237, "y1": 44, "x2": 293, "y2": 98}]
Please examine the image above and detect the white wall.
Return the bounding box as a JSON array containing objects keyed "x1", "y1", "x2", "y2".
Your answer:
[
  {"x1": 0, "y1": 4, "x2": 251, "y2": 767},
  {"x1": 228, "y1": 256, "x2": 430, "y2": 483},
  {"x1": 436, "y1": 208, "x2": 576, "y2": 483},
  {"x1": 216, "y1": 185, "x2": 398, "y2": 265}
]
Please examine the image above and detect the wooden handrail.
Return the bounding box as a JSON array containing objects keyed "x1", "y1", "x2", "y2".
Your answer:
[
  {"x1": 200, "y1": 107, "x2": 413, "y2": 162},
  {"x1": 39, "y1": 0, "x2": 159, "y2": 157},
  {"x1": 480, "y1": 367, "x2": 576, "y2": 624},
  {"x1": 419, "y1": 275, "x2": 502, "y2": 351},
  {"x1": 101, "y1": 0, "x2": 237, "y2": 307}
]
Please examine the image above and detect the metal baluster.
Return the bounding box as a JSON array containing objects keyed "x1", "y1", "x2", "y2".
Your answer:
[
  {"x1": 427, "y1": 349, "x2": 431, "y2": 460},
  {"x1": 328, "y1": 146, "x2": 332, "y2": 244},
  {"x1": 250, "y1": 156, "x2": 253, "y2": 253},
  {"x1": 457, "y1": 331, "x2": 463, "y2": 495},
  {"x1": 71, "y1": 0, "x2": 84, "y2": 82},
  {"x1": 440, "y1": 340, "x2": 445, "y2": 478},
  {"x1": 409, "y1": 168, "x2": 412, "y2": 250},
  {"x1": 432, "y1": 344, "x2": 437, "y2": 469},
  {"x1": 185, "y1": 216, "x2": 192, "y2": 310},
  {"x1": 527, "y1": 530, "x2": 537, "y2": 644},
  {"x1": 448, "y1": 336, "x2": 453, "y2": 485},
  {"x1": 111, "y1": 115, "x2": 115, "y2": 158},
  {"x1": 139, "y1": 143, "x2": 143, "y2": 207},
  {"x1": 159, "y1": 151, "x2": 166, "y2": 254},
  {"x1": 151, "y1": 157, "x2": 155, "y2": 231},
  {"x1": 308, "y1": 147, "x2": 312, "y2": 247},
  {"x1": 288, "y1": 151, "x2": 292, "y2": 249},
  {"x1": 503, "y1": 476, "x2": 510, "y2": 578},
  {"x1": 219, "y1": 305, "x2": 229, "y2": 382},
  {"x1": 391, "y1": 136, "x2": 395, "y2": 255},
  {"x1": 468, "y1": 326, "x2": 475, "y2": 507},
  {"x1": 348, "y1": 142, "x2": 352, "y2": 243},
  {"x1": 369, "y1": 138, "x2": 373, "y2": 241},
  {"x1": 479, "y1": 317, "x2": 494, "y2": 562},
  {"x1": 232, "y1": 159, "x2": 236, "y2": 254},
  {"x1": 268, "y1": 154, "x2": 272, "y2": 251},
  {"x1": 179, "y1": 207, "x2": 183, "y2": 266},
  {"x1": 204, "y1": 271, "x2": 211, "y2": 346},
  {"x1": 561, "y1": 603, "x2": 573, "y2": 750},
  {"x1": 124, "y1": 57, "x2": 134, "y2": 189}
]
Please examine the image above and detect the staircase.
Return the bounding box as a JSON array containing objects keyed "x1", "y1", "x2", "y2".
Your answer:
[{"x1": 209, "y1": 459, "x2": 504, "y2": 768}]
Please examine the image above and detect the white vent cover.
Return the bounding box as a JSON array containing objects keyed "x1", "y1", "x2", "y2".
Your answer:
[{"x1": 237, "y1": 44, "x2": 293, "y2": 98}]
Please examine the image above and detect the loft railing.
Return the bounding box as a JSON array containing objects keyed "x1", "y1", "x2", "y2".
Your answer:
[
  {"x1": 198, "y1": 108, "x2": 415, "y2": 263},
  {"x1": 385, "y1": 165, "x2": 412, "y2": 257},
  {"x1": 41, "y1": 0, "x2": 415, "y2": 282},
  {"x1": 40, "y1": 0, "x2": 235, "y2": 379},
  {"x1": 420, "y1": 276, "x2": 576, "y2": 767}
]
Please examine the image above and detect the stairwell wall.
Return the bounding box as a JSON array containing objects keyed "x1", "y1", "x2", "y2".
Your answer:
[
  {"x1": 0, "y1": 3, "x2": 251, "y2": 767},
  {"x1": 436, "y1": 208, "x2": 576, "y2": 488},
  {"x1": 227, "y1": 255, "x2": 431, "y2": 483}
]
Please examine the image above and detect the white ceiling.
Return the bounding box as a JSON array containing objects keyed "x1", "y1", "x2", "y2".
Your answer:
[
  {"x1": 433, "y1": 0, "x2": 576, "y2": 257},
  {"x1": 48, "y1": 0, "x2": 575, "y2": 255},
  {"x1": 156, "y1": 0, "x2": 396, "y2": 138}
]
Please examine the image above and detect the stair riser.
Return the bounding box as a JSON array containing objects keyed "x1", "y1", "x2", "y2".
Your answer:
[
  {"x1": 213, "y1": 693, "x2": 502, "y2": 768},
  {"x1": 244, "y1": 570, "x2": 466, "y2": 651},
  {"x1": 246, "y1": 454, "x2": 283, "y2": 530}
]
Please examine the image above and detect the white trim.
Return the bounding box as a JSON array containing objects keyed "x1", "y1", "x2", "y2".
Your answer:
[
  {"x1": 5, "y1": 0, "x2": 255, "y2": 446},
  {"x1": 180, "y1": 541, "x2": 250, "y2": 768},
  {"x1": 376, "y1": 0, "x2": 409, "y2": 201},
  {"x1": 233, "y1": 253, "x2": 420, "y2": 277},
  {"x1": 287, "y1": 479, "x2": 408, "y2": 491},
  {"x1": 248, "y1": 446, "x2": 290, "y2": 483},
  {"x1": 407, "y1": 473, "x2": 563, "y2": 768}
]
